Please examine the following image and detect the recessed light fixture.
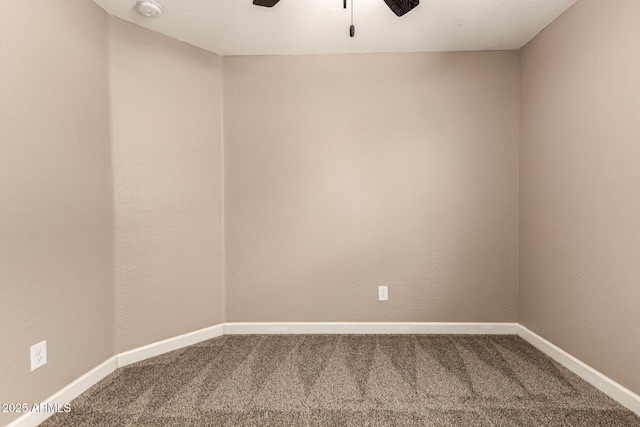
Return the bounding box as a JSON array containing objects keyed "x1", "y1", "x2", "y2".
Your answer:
[{"x1": 137, "y1": 0, "x2": 163, "y2": 18}]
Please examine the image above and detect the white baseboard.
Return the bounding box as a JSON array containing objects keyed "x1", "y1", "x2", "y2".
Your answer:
[
  {"x1": 7, "y1": 356, "x2": 118, "y2": 427},
  {"x1": 224, "y1": 322, "x2": 519, "y2": 335},
  {"x1": 517, "y1": 325, "x2": 640, "y2": 416},
  {"x1": 117, "y1": 324, "x2": 225, "y2": 368},
  {"x1": 7, "y1": 324, "x2": 225, "y2": 427}
]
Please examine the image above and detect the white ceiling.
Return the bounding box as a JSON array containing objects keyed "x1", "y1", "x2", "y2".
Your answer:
[{"x1": 93, "y1": 0, "x2": 578, "y2": 56}]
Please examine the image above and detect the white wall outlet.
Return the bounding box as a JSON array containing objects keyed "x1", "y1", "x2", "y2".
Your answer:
[
  {"x1": 378, "y1": 285, "x2": 389, "y2": 301},
  {"x1": 30, "y1": 340, "x2": 47, "y2": 371}
]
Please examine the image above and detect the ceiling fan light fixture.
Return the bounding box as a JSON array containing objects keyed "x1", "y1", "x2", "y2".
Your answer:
[{"x1": 137, "y1": 0, "x2": 163, "y2": 18}]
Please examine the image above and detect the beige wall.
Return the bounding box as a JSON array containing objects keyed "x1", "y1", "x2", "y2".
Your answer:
[
  {"x1": 520, "y1": 0, "x2": 640, "y2": 395},
  {"x1": 224, "y1": 52, "x2": 520, "y2": 322},
  {"x1": 109, "y1": 18, "x2": 225, "y2": 353},
  {"x1": 0, "y1": 1, "x2": 113, "y2": 425}
]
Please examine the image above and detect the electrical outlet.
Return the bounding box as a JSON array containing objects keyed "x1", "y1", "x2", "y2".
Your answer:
[
  {"x1": 378, "y1": 286, "x2": 388, "y2": 301},
  {"x1": 30, "y1": 340, "x2": 47, "y2": 371}
]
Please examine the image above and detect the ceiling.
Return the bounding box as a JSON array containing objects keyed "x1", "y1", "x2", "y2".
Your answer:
[{"x1": 93, "y1": 0, "x2": 578, "y2": 56}]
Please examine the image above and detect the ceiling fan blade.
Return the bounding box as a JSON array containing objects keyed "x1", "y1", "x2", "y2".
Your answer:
[
  {"x1": 383, "y1": 0, "x2": 419, "y2": 17},
  {"x1": 253, "y1": 0, "x2": 281, "y2": 7}
]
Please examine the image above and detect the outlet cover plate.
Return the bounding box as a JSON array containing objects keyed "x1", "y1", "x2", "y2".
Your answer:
[
  {"x1": 379, "y1": 286, "x2": 389, "y2": 301},
  {"x1": 30, "y1": 340, "x2": 47, "y2": 371}
]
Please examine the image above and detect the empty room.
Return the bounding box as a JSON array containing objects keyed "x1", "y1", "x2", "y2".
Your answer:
[{"x1": 1, "y1": 0, "x2": 639, "y2": 425}]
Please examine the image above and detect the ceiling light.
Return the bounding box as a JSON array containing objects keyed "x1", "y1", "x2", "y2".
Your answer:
[{"x1": 137, "y1": 0, "x2": 163, "y2": 18}]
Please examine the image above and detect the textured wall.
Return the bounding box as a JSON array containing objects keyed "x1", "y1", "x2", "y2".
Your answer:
[
  {"x1": 0, "y1": 1, "x2": 113, "y2": 424},
  {"x1": 520, "y1": 0, "x2": 640, "y2": 394},
  {"x1": 109, "y1": 18, "x2": 225, "y2": 353},
  {"x1": 224, "y1": 52, "x2": 520, "y2": 322}
]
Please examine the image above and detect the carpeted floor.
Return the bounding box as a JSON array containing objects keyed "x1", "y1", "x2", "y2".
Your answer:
[{"x1": 41, "y1": 335, "x2": 640, "y2": 426}]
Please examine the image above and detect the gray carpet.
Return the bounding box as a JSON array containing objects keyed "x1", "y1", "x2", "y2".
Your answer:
[{"x1": 41, "y1": 335, "x2": 640, "y2": 426}]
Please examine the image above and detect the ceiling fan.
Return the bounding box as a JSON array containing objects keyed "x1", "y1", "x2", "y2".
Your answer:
[
  {"x1": 252, "y1": 0, "x2": 420, "y2": 17},
  {"x1": 253, "y1": 0, "x2": 280, "y2": 6}
]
